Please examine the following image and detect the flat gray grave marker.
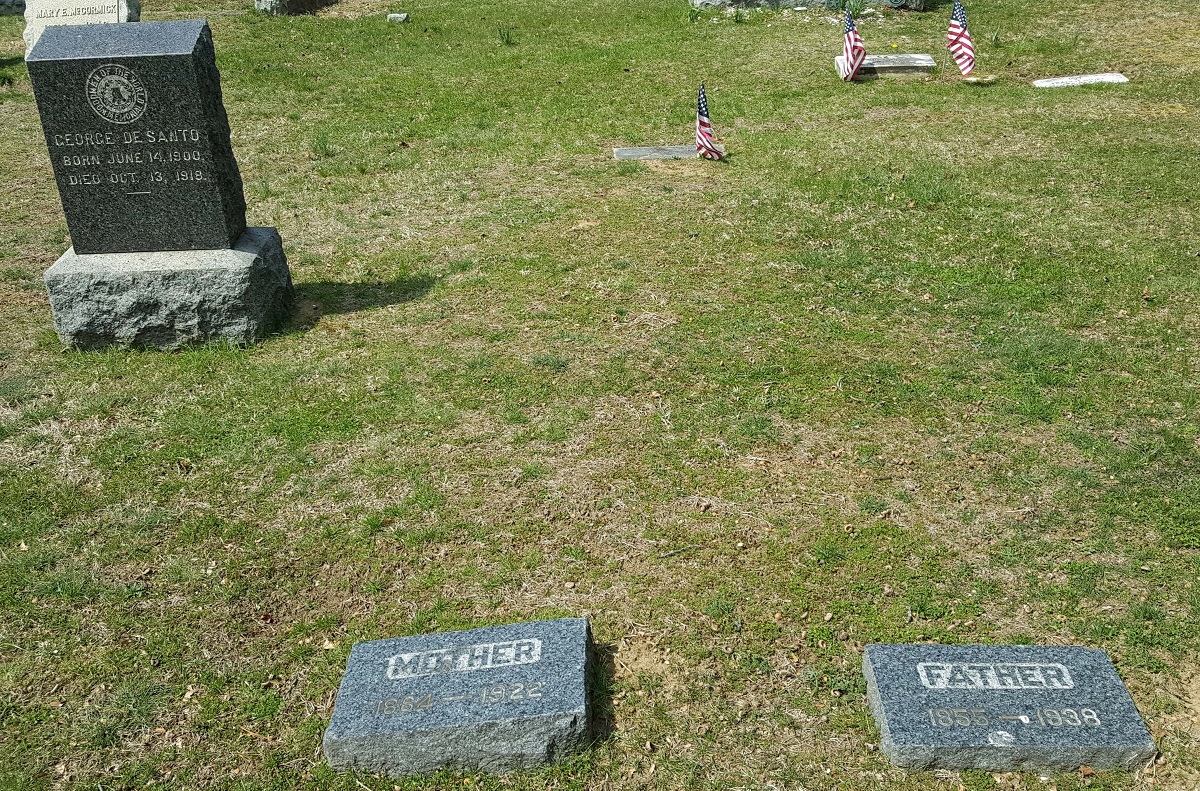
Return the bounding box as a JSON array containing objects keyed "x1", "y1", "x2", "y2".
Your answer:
[
  {"x1": 613, "y1": 145, "x2": 698, "y2": 161},
  {"x1": 835, "y1": 53, "x2": 935, "y2": 79},
  {"x1": 864, "y1": 644, "x2": 1157, "y2": 772},
  {"x1": 324, "y1": 618, "x2": 593, "y2": 777},
  {"x1": 1032, "y1": 73, "x2": 1128, "y2": 88}
]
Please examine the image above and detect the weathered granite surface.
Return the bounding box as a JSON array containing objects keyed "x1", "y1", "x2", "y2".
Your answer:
[
  {"x1": 255, "y1": 0, "x2": 337, "y2": 15},
  {"x1": 22, "y1": 0, "x2": 138, "y2": 55},
  {"x1": 613, "y1": 146, "x2": 698, "y2": 161},
  {"x1": 836, "y1": 53, "x2": 935, "y2": 79},
  {"x1": 1032, "y1": 73, "x2": 1128, "y2": 88},
  {"x1": 864, "y1": 644, "x2": 1158, "y2": 772},
  {"x1": 324, "y1": 618, "x2": 593, "y2": 777},
  {"x1": 27, "y1": 20, "x2": 246, "y2": 254},
  {"x1": 44, "y1": 227, "x2": 293, "y2": 349}
]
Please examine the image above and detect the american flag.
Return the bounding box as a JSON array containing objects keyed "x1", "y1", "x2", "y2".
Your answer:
[
  {"x1": 946, "y1": 0, "x2": 975, "y2": 76},
  {"x1": 696, "y1": 83, "x2": 724, "y2": 160},
  {"x1": 839, "y1": 10, "x2": 866, "y2": 81}
]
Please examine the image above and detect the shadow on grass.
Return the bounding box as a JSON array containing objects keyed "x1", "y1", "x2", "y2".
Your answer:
[
  {"x1": 289, "y1": 273, "x2": 438, "y2": 329},
  {"x1": 0, "y1": 56, "x2": 25, "y2": 83},
  {"x1": 589, "y1": 640, "x2": 617, "y2": 745}
]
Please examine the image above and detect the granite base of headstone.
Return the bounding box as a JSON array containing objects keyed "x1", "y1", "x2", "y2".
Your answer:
[
  {"x1": 864, "y1": 644, "x2": 1158, "y2": 772},
  {"x1": 44, "y1": 227, "x2": 292, "y2": 349},
  {"x1": 27, "y1": 20, "x2": 293, "y2": 350},
  {"x1": 324, "y1": 618, "x2": 593, "y2": 777},
  {"x1": 836, "y1": 54, "x2": 936, "y2": 79},
  {"x1": 22, "y1": 0, "x2": 139, "y2": 56},
  {"x1": 254, "y1": 0, "x2": 338, "y2": 15},
  {"x1": 1032, "y1": 73, "x2": 1128, "y2": 88},
  {"x1": 613, "y1": 146, "x2": 700, "y2": 161}
]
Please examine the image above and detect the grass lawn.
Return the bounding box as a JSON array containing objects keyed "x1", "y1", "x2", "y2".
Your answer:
[{"x1": 1, "y1": 0, "x2": 1199, "y2": 788}]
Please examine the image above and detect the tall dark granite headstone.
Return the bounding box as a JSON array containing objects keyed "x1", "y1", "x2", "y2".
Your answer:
[
  {"x1": 864, "y1": 644, "x2": 1158, "y2": 772},
  {"x1": 25, "y1": 20, "x2": 293, "y2": 350},
  {"x1": 28, "y1": 20, "x2": 245, "y2": 254}
]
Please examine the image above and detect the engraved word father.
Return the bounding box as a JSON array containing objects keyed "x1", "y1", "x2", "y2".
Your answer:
[{"x1": 918, "y1": 662, "x2": 1074, "y2": 690}]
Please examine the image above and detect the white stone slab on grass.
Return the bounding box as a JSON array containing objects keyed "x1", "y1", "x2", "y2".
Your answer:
[
  {"x1": 835, "y1": 54, "x2": 935, "y2": 79},
  {"x1": 1032, "y1": 73, "x2": 1128, "y2": 88},
  {"x1": 613, "y1": 146, "x2": 699, "y2": 161}
]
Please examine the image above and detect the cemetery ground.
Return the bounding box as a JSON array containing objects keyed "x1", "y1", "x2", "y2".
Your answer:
[{"x1": 0, "y1": 0, "x2": 1198, "y2": 788}]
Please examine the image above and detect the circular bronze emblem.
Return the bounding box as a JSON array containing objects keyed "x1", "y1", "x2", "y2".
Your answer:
[{"x1": 86, "y1": 64, "x2": 148, "y2": 124}]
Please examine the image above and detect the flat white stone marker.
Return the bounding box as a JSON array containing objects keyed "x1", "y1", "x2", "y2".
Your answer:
[
  {"x1": 835, "y1": 53, "x2": 935, "y2": 79},
  {"x1": 613, "y1": 146, "x2": 698, "y2": 161},
  {"x1": 1032, "y1": 73, "x2": 1128, "y2": 88}
]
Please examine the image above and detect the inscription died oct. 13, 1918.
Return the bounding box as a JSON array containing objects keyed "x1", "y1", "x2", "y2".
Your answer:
[
  {"x1": 27, "y1": 20, "x2": 246, "y2": 254},
  {"x1": 324, "y1": 618, "x2": 593, "y2": 778},
  {"x1": 864, "y1": 644, "x2": 1158, "y2": 772}
]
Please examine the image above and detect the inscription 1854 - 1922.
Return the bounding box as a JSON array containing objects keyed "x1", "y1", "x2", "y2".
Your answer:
[
  {"x1": 864, "y1": 644, "x2": 1158, "y2": 772},
  {"x1": 323, "y1": 618, "x2": 593, "y2": 778},
  {"x1": 27, "y1": 20, "x2": 246, "y2": 254}
]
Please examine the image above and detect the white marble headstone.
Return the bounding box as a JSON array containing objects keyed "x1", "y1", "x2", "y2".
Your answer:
[{"x1": 23, "y1": 0, "x2": 139, "y2": 56}]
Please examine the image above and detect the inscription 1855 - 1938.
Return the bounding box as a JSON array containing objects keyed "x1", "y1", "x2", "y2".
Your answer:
[{"x1": 27, "y1": 20, "x2": 246, "y2": 254}]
